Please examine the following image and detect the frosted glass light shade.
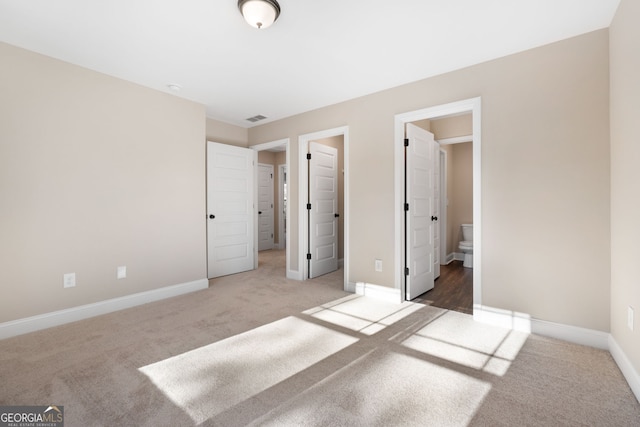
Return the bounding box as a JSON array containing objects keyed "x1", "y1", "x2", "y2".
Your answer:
[{"x1": 238, "y1": 0, "x2": 281, "y2": 29}]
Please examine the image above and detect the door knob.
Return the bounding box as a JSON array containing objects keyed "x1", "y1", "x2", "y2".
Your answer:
[
  {"x1": 334, "y1": 213, "x2": 340, "y2": 218},
  {"x1": 209, "y1": 214, "x2": 215, "y2": 219},
  {"x1": 431, "y1": 216, "x2": 438, "y2": 221},
  {"x1": 259, "y1": 211, "x2": 262, "y2": 215}
]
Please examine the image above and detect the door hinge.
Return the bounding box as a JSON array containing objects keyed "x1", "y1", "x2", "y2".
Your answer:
[
  {"x1": 307, "y1": 153, "x2": 312, "y2": 160},
  {"x1": 271, "y1": 173, "x2": 273, "y2": 179},
  {"x1": 307, "y1": 253, "x2": 312, "y2": 260},
  {"x1": 307, "y1": 203, "x2": 312, "y2": 210},
  {"x1": 404, "y1": 203, "x2": 409, "y2": 212},
  {"x1": 405, "y1": 267, "x2": 409, "y2": 276},
  {"x1": 404, "y1": 138, "x2": 409, "y2": 147}
]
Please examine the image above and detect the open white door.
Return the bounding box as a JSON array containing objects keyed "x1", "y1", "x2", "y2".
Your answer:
[
  {"x1": 207, "y1": 142, "x2": 255, "y2": 278},
  {"x1": 405, "y1": 124, "x2": 436, "y2": 299},
  {"x1": 308, "y1": 142, "x2": 338, "y2": 278},
  {"x1": 257, "y1": 163, "x2": 274, "y2": 251}
]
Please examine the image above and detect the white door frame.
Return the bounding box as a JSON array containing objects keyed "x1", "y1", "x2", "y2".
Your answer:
[
  {"x1": 298, "y1": 126, "x2": 349, "y2": 290},
  {"x1": 251, "y1": 138, "x2": 292, "y2": 276},
  {"x1": 278, "y1": 163, "x2": 287, "y2": 250},
  {"x1": 394, "y1": 97, "x2": 482, "y2": 310}
]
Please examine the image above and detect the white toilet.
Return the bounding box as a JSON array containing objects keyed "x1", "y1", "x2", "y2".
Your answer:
[{"x1": 459, "y1": 224, "x2": 473, "y2": 268}]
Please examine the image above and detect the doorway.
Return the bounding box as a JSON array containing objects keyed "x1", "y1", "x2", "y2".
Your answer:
[
  {"x1": 298, "y1": 126, "x2": 349, "y2": 289},
  {"x1": 252, "y1": 138, "x2": 291, "y2": 277},
  {"x1": 395, "y1": 97, "x2": 482, "y2": 312}
]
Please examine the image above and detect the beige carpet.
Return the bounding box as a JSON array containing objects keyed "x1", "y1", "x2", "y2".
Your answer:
[{"x1": 1, "y1": 249, "x2": 638, "y2": 426}]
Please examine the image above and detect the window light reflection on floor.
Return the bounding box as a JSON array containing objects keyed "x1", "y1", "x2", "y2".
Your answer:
[
  {"x1": 398, "y1": 310, "x2": 529, "y2": 376},
  {"x1": 302, "y1": 294, "x2": 425, "y2": 335},
  {"x1": 139, "y1": 316, "x2": 358, "y2": 424}
]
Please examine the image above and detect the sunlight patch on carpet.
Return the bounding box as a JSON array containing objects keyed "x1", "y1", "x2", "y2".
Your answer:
[
  {"x1": 250, "y1": 350, "x2": 491, "y2": 426},
  {"x1": 399, "y1": 311, "x2": 529, "y2": 376},
  {"x1": 303, "y1": 295, "x2": 424, "y2": 335},
  {"x1": 139, "y1": 316, "x2": 358, "y2": 424}
]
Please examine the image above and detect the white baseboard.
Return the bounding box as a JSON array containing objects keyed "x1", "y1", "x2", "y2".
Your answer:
[
  {"x1": 345, "y1": 281, "x2": 356, "y2": 293},
  {"x1": 609, "y1": 335, "x2": 640, "y2": 403},
  {"x1": 0, "y1": 278, "x2": 209, "y2": 340},
  {"x1": 287, "y1": 269, "x2": 303, "y2": 280},
  {"x1": 453, "y1": 252, "x2": 465, "y2": 262},
  {"x1": 531, "y1": 318, "x2": 609, "y2": 349},
  {"x1": 354, "y1": 282, "x2": 401, "y2": 303},
  {"x1": 473, "y1": 305, "x2": 609, "y2": 349},
  {"x1": 444, "y1": 253, "x2": 456, "y2": 264}
]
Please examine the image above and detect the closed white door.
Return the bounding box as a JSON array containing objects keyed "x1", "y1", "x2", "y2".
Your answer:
[
  {"x1": 309, "y1": 142, "x2": 338, "y2": 278},
  {"x1": 405, "y1": 124, "x2": 436, "y2": 299},
  {"x1": 207, "y1": 142, "x2": 255, "y2": 278},
  {"x1": 258, "y1": 164, "x2": 274, "y2": 251}
]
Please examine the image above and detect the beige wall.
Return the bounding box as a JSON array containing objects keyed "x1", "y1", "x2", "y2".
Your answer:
[
  {"x1": 0, "y1": 42, "x2": 207, "y2": 323},
  {"x1": 206, "y1": 117, "x2": 248, "y2": 147},
  {"x1": 449, "y1": 142, "x2": 473, "y2": 252},
  {"x1": 431, "y1": 114, "x2": 472, "y2": 139},
  {"x1": 610, "y1": 0, "x2": 640, "y2": 374},
  {"x1": 249, "y1": 29, "x2": 611, "y2": 332}
]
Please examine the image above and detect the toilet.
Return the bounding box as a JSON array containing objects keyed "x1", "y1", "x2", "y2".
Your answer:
[{"x1": 459, "y1": 224, "x2": 473, "y2": 268}]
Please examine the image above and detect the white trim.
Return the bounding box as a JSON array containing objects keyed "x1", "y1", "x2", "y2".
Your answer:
[
  {"x1": 252, "y1": 138, "x2": 291, "y2": 276},
  {"x1": 355, "y1": 282, "x2": 401, "y2": 303},
  {"x1": 437, "y1": 134, "x2": 473, "y2": 145},
  {"x1": 444, "y1": 253, "x2": 456, "y2": 264},
  {"x1": 395, "y1": 97, "x2": 482, "y2": 305},
  {"x1": 531, "y1": 318, "x2": 609, "y2": 349},
  {"x1": 473, "y1": 305, "x2": 609, "y2": 349},
  {"x1": 0, "y1": 279, "x2": 208, "y2": 340},
  {"x1": 298, "y1": 126, "x2": 350, "y2": 291},
  {"x1": 609, "y1": 335, "x2": 640, "y2": 403},
  {"x1": 453, "y1": 252, "x2": 465, "y2": 262}
]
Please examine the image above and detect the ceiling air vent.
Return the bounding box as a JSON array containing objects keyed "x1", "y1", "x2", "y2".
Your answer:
[{"x1": 246, "y1": 114, "x2": 267, "y2": 123}]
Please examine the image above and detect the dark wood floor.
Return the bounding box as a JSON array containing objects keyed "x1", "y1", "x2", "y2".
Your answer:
[{"x1": 413, "y1": 261, "x2": 473, "y2": 314}]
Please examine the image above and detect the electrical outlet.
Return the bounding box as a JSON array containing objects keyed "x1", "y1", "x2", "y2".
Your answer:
[
  {"x1": 375, "y1": 259, "x2": 382, "y2": 272},
  {"x1": 63, "y1": 273, "x2": 76, "y2": 288},
  {"x1": 117, "y1": 266, "x2": 127, "y2": 279},
  {"x1": 628, "y1": 306, "x2": 634, "y2": 331}
]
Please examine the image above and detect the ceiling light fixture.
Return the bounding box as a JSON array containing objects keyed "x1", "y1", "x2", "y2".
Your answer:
[{"x1": 238, "y1": 0, "x2": 281, "y2": 29}]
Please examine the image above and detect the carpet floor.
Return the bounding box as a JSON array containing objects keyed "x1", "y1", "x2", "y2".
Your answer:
[{"x1": 1, "y1": 249, "x2": 638, "y2": 426}]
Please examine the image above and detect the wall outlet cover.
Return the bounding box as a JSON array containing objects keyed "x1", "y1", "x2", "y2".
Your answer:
[
  {"x1": 117, "y1": 266, "x2": 127, "y2": 279},
  {"x1": 63, "y1": 273, "x2": 76, "y2": 288}
]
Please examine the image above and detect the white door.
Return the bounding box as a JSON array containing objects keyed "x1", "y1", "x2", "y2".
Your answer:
[
  {"x1": 258, "y1": 164, "x2": 274, "y2": 251},
  {"x1": 309, "y1": 142, "x2": 338, "y2": 278},
  {"x1": 405, "y1": 124, "x2": 436, "y2": 299},
  {"x1": 207, "y1": 142, "x2": 255, "y2": 278},
  {"x1": 433, "y1": 142, "x2": 441, "y2": 279}
]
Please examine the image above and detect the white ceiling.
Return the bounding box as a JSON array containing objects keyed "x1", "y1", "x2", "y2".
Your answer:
[{"x1": 0, "y1": 0, "x2": 620, "y2": 128}]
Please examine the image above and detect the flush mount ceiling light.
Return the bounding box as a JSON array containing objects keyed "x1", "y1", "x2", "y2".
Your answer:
[{"x1": 238, "y1": 0, "x2": 281, "y2": 29}]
